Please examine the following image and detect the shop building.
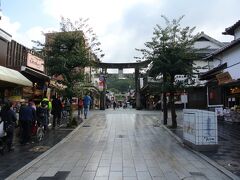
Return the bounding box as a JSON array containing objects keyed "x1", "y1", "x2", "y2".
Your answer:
[
  {"x1": 0, "y1": 29, "x2": 33, "y2": 104},
  {"x1": 0, "y1": 29, "x2": 50, "y2": 103},
  {"x1": 202, "y1": 20, "x2": 240, "y2": 107},
  {"x1": 201, "y1": 20, "x2": 240, "y2": 122},
  {"x1": 6, "y1": 40, "x2": 50, "y2": 103},
  {"x1": 140, "y1": 32, "x2": 226, "y2": 109}
]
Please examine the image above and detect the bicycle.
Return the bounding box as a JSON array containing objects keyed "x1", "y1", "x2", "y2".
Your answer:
[{"x1": 31, "y1": 120, "x2": 45, "y2": 142}]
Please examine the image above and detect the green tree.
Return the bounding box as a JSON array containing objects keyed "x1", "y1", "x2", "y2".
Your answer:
[
  {"x1": 137, "y1": 15, "x2": 199, "y2": 128},
  {"x1": 33, "y1": 17, "x2": 104, "y2": 126},
  {"x1": 107, "y1": 78, "x2": 135, "y2": 93},
  {"x1": 34, "y1": 17, "x2": 104, "y2": 98}
]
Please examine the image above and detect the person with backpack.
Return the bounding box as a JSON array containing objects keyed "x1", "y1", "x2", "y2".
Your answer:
[
  {"x1": 39, "y1": 97, "x2": 52, "y2": 130},
  {"x1": 37, "y1": 100, "x2": 49, "y2": 131},
  {"x1": 0, "y1": 102, "x2": 17, "y2": 151},
  {"x1": 78, "y1": 97, "x2": 84, "y2": 118}
]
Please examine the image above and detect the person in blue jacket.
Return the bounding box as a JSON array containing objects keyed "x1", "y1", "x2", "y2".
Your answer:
[
  {"x1": 19, "y1": 100, "x2": 36, "y2": 145},
  {"x1": 83, "y1": 93, "x2": 92, "y2": 119}
]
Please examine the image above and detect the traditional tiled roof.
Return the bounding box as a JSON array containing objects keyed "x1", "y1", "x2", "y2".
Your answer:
[
  {"x1": 199, "y1": 63, "x2": 227, "y2": 80},
  {"x1": 223, "y1": 20, "x2": 240, "y2": 35},
  {"x1": 205, "y1": 38, "x2": 240, "y2": 59},
  {"x1": 196, "y1": 32, "x2": 224, "y2": 47}
]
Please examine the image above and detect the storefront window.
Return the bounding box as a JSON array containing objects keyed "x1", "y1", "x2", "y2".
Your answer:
[{"x1": 226, "y1": 86, "x2": 240, "y2": 108}]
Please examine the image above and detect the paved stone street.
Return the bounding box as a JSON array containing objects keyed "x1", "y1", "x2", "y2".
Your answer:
[
  {"x1": 169, "y1": 110, "x2": 240, "y2": 177},
  {"x1": 0, "y1": 112, "x2": 79, "y2": 179},
  {"x1": 6, "y1": 109, "x2": 236, "y2": 180},
  {"x1": 0, "y1": 124, "x2": 73, "y2": 179}
]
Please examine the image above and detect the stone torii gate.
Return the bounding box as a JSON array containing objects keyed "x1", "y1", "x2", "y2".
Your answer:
[{"x1": 97, "y1": 60, "x2": 151, "y2": 110}]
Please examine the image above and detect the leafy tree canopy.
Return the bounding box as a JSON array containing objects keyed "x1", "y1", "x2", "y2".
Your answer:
[
  {"x1": 106, "y1": 77, "x2": 135, "y2": 93},
  {"x1": 136, "y1": 15, "x2": 201, "y2": 128},
  {"x1": 34, "y1": 17, "x2": 104, "y2": 97},
  {"x1": 137, "y1": 15, "x2": 200, "y2": 82}
]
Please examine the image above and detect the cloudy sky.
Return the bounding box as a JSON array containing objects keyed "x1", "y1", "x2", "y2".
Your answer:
[{"x1": 0, "y1": 0, "x2": 239, "y2": 67}]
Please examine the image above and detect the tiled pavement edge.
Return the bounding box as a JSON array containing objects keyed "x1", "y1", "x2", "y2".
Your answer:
[
  {"x1": 5, "y1": 112, "x2": 97, "y2": 180},
  {"x1": 162, "y1": 125, "x2": 240, "y2": 180},
  {"x1": 4, "y1": 109, "x2": 239, "y2": 179}
]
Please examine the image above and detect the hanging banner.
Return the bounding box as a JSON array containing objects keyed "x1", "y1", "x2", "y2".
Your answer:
[
  {"x1": 99, "y1": 81, "x2": 104, "y2": 91},
  {"x1": 216, "y1": 72, "x2": 232, "y2": 85}
]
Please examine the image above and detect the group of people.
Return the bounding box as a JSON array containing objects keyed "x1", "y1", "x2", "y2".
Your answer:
[
  {"x1": 0, "y1": 93, "x2": 92, "y2": 152},
  {"x1": 0, "y1": 95, "x2": 61, "y2": 151}
]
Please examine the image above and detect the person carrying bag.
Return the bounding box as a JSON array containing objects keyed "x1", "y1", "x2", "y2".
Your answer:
[{"x1": 0, "y1": 102, "x2": 17, "y2": 151}]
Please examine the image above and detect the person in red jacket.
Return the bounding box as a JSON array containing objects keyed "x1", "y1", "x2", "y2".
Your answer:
[{"x1": 78, "y1": 97, "x2": 84, "y2": 118}]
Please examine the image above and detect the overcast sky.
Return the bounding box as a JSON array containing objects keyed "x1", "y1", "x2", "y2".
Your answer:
[{"x1": 0, "y1": 0, "x2": 239, "y2": 67}]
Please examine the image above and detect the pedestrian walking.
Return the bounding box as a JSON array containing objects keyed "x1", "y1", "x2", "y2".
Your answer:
[
  {"x1": 19, "y1": 101, "x2": 36, "y2": 145},
  {"x1": 113, "y1": 101, "x2": 117, "y2": 110},
  {"x1": 51, "y1": 95, "x2": 62, "y2": 129},
  {"x1": 37, "y1": 100, "x2": 49, "y2": 131},
  {"x1": 78, "y1": 97, "x2": 84, "y2": 118},
  {"x1": 39, "y1": 97, "x2": 52, "y2": 129},
  {"x1": 83, "y1": 93, "x2": 92, "y2": 119},
  {"x1": 0, "y1": 102, "x2": 17, "y2": 151}
]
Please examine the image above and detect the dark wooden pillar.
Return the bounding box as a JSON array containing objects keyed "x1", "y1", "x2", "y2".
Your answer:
[
  {"x1": 100, "y1": 68, "x2": 107, "y2": 110},
  {"x1": 135, "y1": 67, "x2": 141, "y2": 110}
]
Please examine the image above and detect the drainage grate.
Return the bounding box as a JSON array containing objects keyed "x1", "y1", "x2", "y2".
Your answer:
[
  {"x1": 82, "y1": 125, "x2": 91, "y2": 127},
  {"x1": 189, "y1": 172, "x2": 207, "y2": 178},
  {"x1": 228, "y1": 163, "x2": 239, "y2": 167},
  {"x1": 116, "y1": 135, "x2": 125, "y2": 138},
  {"x1": 182, "y1": 172, "x2": 208, "y2": 180},
  {"x1": 37, "y1": 171, "x2": 70, "y2": 180}
]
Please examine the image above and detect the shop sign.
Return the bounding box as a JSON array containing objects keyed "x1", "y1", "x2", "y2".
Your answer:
[
  {"x1": 230, "y1": 87, "x2": 240, "y2": 94},
  {"x1": 216, "y1": 72, "x2": 232, "y2": 85},
  {"x1": 27, "y1": 53, "x2": 44, "y2": 72}
]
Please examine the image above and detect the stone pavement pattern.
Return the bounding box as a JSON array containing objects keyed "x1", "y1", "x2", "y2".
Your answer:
[
  {"x1": 169, "y1": 110, "x2": 240, "y2": 177},
  {"x1": 7, "y1": 109, "x2": 232, "y2": 180}
]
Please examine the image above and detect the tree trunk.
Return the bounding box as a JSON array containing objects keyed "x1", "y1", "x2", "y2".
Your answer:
[
  {"x1": 163, "y1": 73, "x2": 168, "y2": 125},
  {"x1": 163, "y1": 92, "x2": 168, "y2": 125},
  {"x1": 170, "y1": 75, "x2": 177, "y2": 128},
  {"x1": 170, "y1": 91, "x2": 177, "y2": 128}
]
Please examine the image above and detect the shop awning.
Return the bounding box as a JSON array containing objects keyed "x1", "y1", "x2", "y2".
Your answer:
[
  {"x1": 21, "y1": 66, "x2": 50, "y2": 80},
  {"x1": 0, "y1": 66, "x2": 32, "y2": 87}
]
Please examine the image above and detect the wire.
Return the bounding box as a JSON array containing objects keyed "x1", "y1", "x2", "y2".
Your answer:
[{"x1": 226, "y1": 61, "x2": 240, "y2": 69}]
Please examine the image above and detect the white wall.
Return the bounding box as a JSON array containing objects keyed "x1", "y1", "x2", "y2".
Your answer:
[
  {"x1": 214, "y1": 44, "x2": 240, "y2": 80},
  {"x1": 234, "y1": 26, "x2": 240, "y2": 40},
  {"x1": 193, "y1": 41, "x2": 222, "y2": 49}
]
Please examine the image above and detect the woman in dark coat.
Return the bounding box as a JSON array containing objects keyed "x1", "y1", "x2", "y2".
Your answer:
[{"x1": 0, "y1": 102, "x2": 17, "y2": 151}]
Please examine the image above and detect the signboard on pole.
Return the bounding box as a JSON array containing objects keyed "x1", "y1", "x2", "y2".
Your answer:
[{"x1": 181, "y1": 94, "x2": 188, "y2": 103}]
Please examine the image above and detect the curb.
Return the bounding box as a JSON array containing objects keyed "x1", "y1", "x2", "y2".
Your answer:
[
  {"x1": 6, "y1": 113, "x2": 96, "y2": 180},
  {"x1": 162, "y1": 125, "x2": 240, "y2": 180}
]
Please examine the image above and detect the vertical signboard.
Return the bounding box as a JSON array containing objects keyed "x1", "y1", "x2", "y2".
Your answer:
[{"x1": 183, "y1": 109, "x2": 218, "y2": 146}]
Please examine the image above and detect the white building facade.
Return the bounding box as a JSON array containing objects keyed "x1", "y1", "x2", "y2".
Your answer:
[{"x1": 202, "y1": 20, "x2": 240, "y2": 108}]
